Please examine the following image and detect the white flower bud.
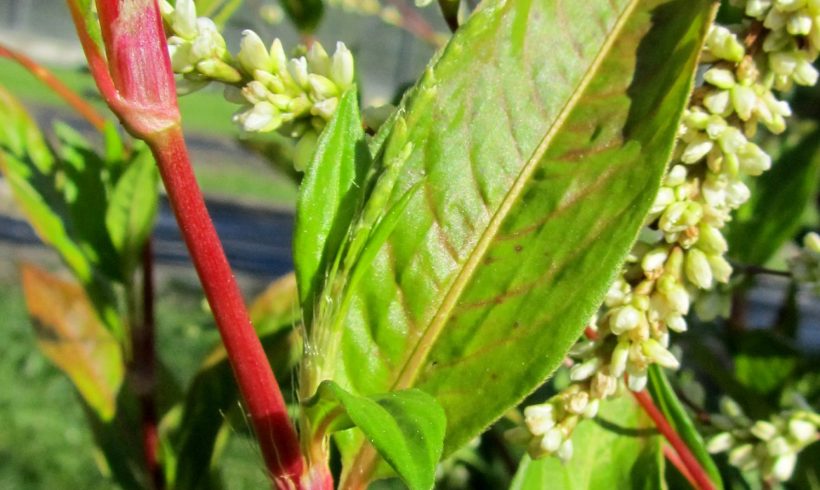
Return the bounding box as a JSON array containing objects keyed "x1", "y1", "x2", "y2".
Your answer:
[
  {"x1": 728, "y1": 443, "x2": 756, "y2": 470},
  {"x1": 737, "y1": 142, "x2": 771, "y2": 176},
  {"x1": 794, "y1": 58, "x2": 819, "y2": 86},
  {"x1": 658, "y1": 275, "x2": 690, "y2": 314},
  {"x1": 750, "y1": 420, "x2": 778, "y2": 441},
  {"x1": 627, "y1": 370, "x2": 647, "y2": 392},
  {"x1": 666, "y1": 314, "x2": 687, "y2": 332},
  {"x1": 610, "y1": 305, "x2": 642, "y2": 335},
  {"x1": 524, "y1": 404, "x2": 555, "y2": 436},
  {"x1": 708, "y1": 254, "x2": 733, "y2": 283},
  {"x1": 307, "y1": 42, "x2": 331, "y2": 76},
  {"x1": 288, "y1": 57, "x2": 310, "y2": 89},
  {"x1": 788, "y1": 418, "x2": 817, "y2": 442},
  {"x1": 173, "y1": 0, "x2": 198, "y2": 39},
  {"x1": 772, "y1": 452, "x2": 797, "y2": 481},
  {"x1": 642, "y1": 247, "x2": 670, "y2": 274},
  {"x1": 706, "y1": 25, "x2": 745, "y2": 62},
  {"x1": 591, "y1": 372, "x2": 617, "y2": 399},
  {"x1": 787, "y1": 11, "x2": 813, "y2": 35},
  {"x1": 666, "y1": 164, "x2": 688, "y2": 186},
  {"x1": 705, "y1": 68, "x2": 737, "y2": 89},
  {"x1": 642, "y1": 338, "x2": 680, "y2": 369},
  {"x1": 704, "y1": 89, "x2": 731, "y2": 115},
  {"x1": 718, "y1": 126, "x2": 747, "y2": 155},
  {"x1": 705, "y1": 115, "x2": 728, "y2": 139},
  {"x1": 605, "y1": 278, "x2": 631, "y2": 306},
  {"x1": 770, "y1": 51, "x2": 799, "y2": 76},
  {"x1": 731, "y1": 84, "x2": 756, "y2": 120},
  {"x1": 238, "y1": 30, "x2": 273, "y2": 74},
  {"x1": 566, "y1": 391, "x2": 589, "y2": 415},
  {"x1": 650, "y1": 187, "x2": 675, "y2": 214},
  {"x1": 570, "y1": 357, "x2": 600, "y2": 382},
  {"x1": 540, "y1": 427, "x2": 564, "y2": 453},
  {"x1": 308, "y1": 74, "x2": 340, "y2": 99},
  {"x1": 698, "y1": 225, "x2": 728, "y2": 254},
  {"x1": 686, "y1": 248, "x2": 714, "y2": 289},
  {"x1": 269, "y1": 39, "x2": 288, "y2": 72},
  {"x1": 706, "y1": 432, "x2": 734, "y2": 453},
  {"x1": 719, "y1": 396, "x2": 745, "y2": 418},
  {"x1": 610, "y1": 341, "x2": 630, "y2": 378},
  {"x1": 768, "y1": 436, "x2": 791, "y2": 456},
  {"x1": 726, "y1": 180, "x2": 751, "y2": 207},
  {"x1": 681, "y1": 135, "x2": 714, "y2": 163},
  {"x1": 331, "y1": 42, "x2": 355, "y2": 89},
  {"x1": 746, "y1": 0, "x2": 772, "y2": 18},
  {"x1": 196, "y1": 59, "x2": 241, "y2": 83},
  {"x1": 311, "y1": 97, "x2": 340, "y2": 120},
  {"x1": 235, "y1": 101, "x2": 281, "y2": 132},
  {"x1": 557, "y1": 439, "x2": 574, "y2": 461}
]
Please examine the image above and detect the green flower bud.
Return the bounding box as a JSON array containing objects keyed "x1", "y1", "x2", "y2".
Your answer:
[
  {"x1": 307, "y1": 42, "x2": 331, "y2": 76},
  {"x1": 728, "y1": 443, "x2": 756, "y2": 470},
  {"x1": 704, "y1": 89, "x2": 731, "y2": 114},
  {"x1": 685, "y1": 248, "x2": 714, "y2": 289},
  {"x1": 173, "y1": 0, "x2": 198, "y2": 39},
  {"x1": 196, "y1": 59, "x2": 241, "y2": 83},
  {"x1": 786, "y1": 11, "x2": 812, "y2": 35},
  {"x1": 557, "y1": 439, "x2": 574, "y2": 461},
  {"x1": 705, "y1": 67, "x2": 737, "y2": 89},
  {"x1": 681, "y1": 134, "x2": 714, "y2": 163},
  {"x1": 269, "y1": 39, "x2": 288, "y2": 72},
  {"x1": 642, "y1": 246, "x2": 670, "y2": 274},
  {"x1": 288, "y1": 57, "x2": 310, "y2": 89},
  {"x1": 312, "y1": 97, "x2": 339, "y2": 120},
  {"x1": 737, "y1": 142, "x2": 771, "y2": 175},
  {"x1": 794, "y1": 57, "x2": 819, "y2": 85},
  {"x1": 698, "y1": 224, "x2": 728, "y2": 254},
  {"x1": 641, "y1": 338, "x2": 680, "y2": 369},
  {"x1": 540, "y1": 427, "x2": 564, "y2": 453},
  {"x1": 308, "y1": 74, "x2": 340, "y2": 99},
  {"x1": 751, "y1": 420, "x2": 778, "y2": 441},
  {"x1": 706, "y1": 25, "x2": 745, "y2": 62},
  {"x1": 569, "y1": 357, "x2": 600, "y2": 382},
  {"x1": 524, "y1": 404, "x2": 555, "y2": 436},
  {"x1": 658, "y1": 274, "x2": 690, "y2": 314}
]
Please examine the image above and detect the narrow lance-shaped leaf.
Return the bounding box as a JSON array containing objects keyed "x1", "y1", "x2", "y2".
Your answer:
[
  {"x1": 294, "y1": 88, "x2": 370, "y2": 321},
  {"x1": 510, "y1": 395, "x2": 665, "y2": 490},
  {"x1": 304, "y1": 381, "x2": 446, "y2": 490},
  {"x1": 304, "y1": 0, "x2": 713, "y2": 479},
  {"x1": 20, "y1": 263, "x2": 124, "y2": 421}
]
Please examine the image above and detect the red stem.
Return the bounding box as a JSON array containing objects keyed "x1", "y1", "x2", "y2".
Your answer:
[
  {"x1": 0, "y1": 42, "x2": 108, "y2": 132},
  {"x1": 386, "y1": 0, "x2": 444, "y2": 47},
  {"x1": 664, "y1": 445, "x2": 699, "y2": 489},
  {"x1": 632, "y1": 390, "x2": 716, "y2": 490},
  {"x1": 146, "y1": 126, "x2": 308, "y2": 488}
]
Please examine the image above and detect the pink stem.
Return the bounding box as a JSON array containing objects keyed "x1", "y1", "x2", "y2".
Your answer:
[{"x1": 146, "y1": 126, "x2": 308, "y2": 488}]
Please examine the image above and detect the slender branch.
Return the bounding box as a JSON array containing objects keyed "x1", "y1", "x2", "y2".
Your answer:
[
  {"x1": 136, "y1": 238, "x2": 162, "y2": 489},
  {"x1": 145, "y1": 126, "x2": 310, "y2": 489},
  {"x1": 632, "y1": 390, "x2": 716, "y2": 490},
  {"x1": 0, "y1": 42, "x2": 108, "y2": 132},
  {"x1": 731, "y1": 262, "x2": 792, "y2": 278}
]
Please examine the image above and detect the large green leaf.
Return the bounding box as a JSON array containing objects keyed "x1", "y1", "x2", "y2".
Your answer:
[
  {"x1": 727, "y1": 127, "x2": 820, "y2": 265},
  {"x1": 303, "y1": 0, "x2": 713, "y2": 478},
  {"x1": 509, "y1": 395, "x2": 664, "y2": 490},
  {"x1": 647, "y1": 366, "x2": 723, "y2": 488},
  {"x1": 294, "y1": 89, "x2": 370, "y2": 321},
  {"x1": 305, "y1": 381, "x2": 446, "y2": 490}
]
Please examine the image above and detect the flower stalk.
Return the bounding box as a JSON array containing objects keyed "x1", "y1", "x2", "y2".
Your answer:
[{"x1": 64, "y1": 0, "x2": 313, "y2": 486}]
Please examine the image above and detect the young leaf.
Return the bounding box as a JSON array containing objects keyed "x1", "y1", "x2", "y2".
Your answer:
[
  {"x1": 733, "y1": 331, "x2": 798, "y2": 397},
  {"x1": 20, "y1": 264, "x2": 124, "y2": 421},
  {"x1": 305, "y1": 381, "x2": 446, "y2": 490},
  {"x1": 510, "y1": 395, "x2": 664, "y2": 490},
  {"x1": 306, "y1": 0, "x2": 713, "y2": 478},
  {"x1": 727, "y1": 127, "x2": 820, "y2": 265},
  {"x1": 647, "y1": 366, "x2": 724, "y2": 488},
  {"x1": 294, "y1": 89, "x2": 370, "y2": 320},
  {"x1": 105, "y1": 142, "x2": 160, "y2": 277}
]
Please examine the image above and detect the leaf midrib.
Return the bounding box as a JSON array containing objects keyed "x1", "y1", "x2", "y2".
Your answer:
[{"x1": 390, "y1": 0, "x2": 640, "y2": 392}]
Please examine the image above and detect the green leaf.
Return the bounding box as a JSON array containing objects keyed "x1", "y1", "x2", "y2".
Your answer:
[
  {"x1": 509, "y1": 395, "x2": 664, "y2": 490},
  {"x1": 647, "y1": 366, "x2": 723, "y2": 488},
  {"x1": 294, "y1": 89, "x2": 370, "y2": 320},
  {"x1": 0, "y1": 86, "x2": 124, "y2": 339},
  {"x1": 727, "y1": 127, "x2": 820, "y2": 265},
  {"x1": 279, "y1": 0, "x2": 324, "y2": 33},
  {"x1": 304, "y1": 0, "x2": 713, "y2": 476},
  {"x1": 734, "y1": 331, "x2": 798, "y2": 397},
  {"x1": 105, "y1": 142, "x2": 159, "y2": 277},
  {"x1": 20, "y1": 264, "x2": 124, "y2": 421},
  {"x1": 305, "y1": 381, "x2": 445, "y2": 490}
]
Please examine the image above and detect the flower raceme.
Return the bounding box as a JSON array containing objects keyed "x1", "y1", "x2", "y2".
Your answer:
[{"x1": 160, "y1": 0, "x2": 355, "y2": 148}]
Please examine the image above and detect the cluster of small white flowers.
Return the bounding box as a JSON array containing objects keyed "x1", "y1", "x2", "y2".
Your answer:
[
  {"x1": 788, "y1": 231, "x2": 820, "y2": 294},
  {"x1": 515, "y1": 0, "x2": 819, "y2": 463},
  {"x1": 706, "y1": 396, "x2": 819, "y2": 482},
  {"x1": 159, "y1": 0, "x2": 355, "y2": 140}
]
